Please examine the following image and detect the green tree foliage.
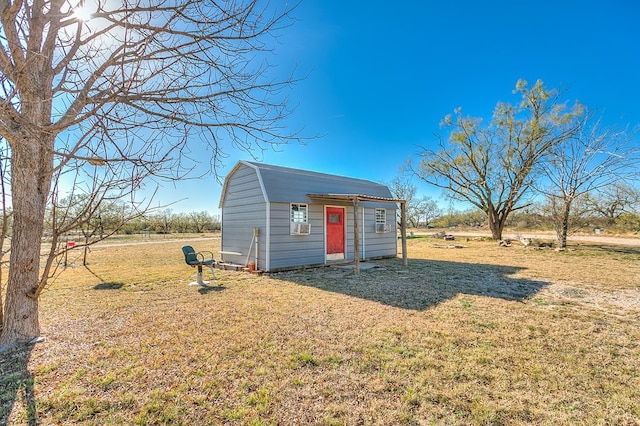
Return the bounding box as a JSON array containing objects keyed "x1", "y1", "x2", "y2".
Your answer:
[
  {"x1": 433, "y1": 209, "x2": 485, "y2": 229},
  {"x1": 615, "y1": 212, "x2": 640, "y2": 233},
  {"x1": 189, "y1": 211, "x2": 219, "y2": 233},
  {"x1": 416, "y1": 80, "x2": 584, "y2": 240}
]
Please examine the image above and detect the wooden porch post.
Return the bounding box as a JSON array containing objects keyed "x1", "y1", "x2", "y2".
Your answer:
[
  {"x1": 353, "y1": 197, "x2": 360, "y2": 274},
  {"x1": 400, "y1": 200, "x2": 408, "y2": 267}
]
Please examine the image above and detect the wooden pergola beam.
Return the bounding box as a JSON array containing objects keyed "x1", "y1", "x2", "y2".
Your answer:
[
  {"x1": 353, "y1": 197, "x2": 360, "y2": 274},
  {"x1": 400, "y1": 200, "x2": 408, "y2": 267}
]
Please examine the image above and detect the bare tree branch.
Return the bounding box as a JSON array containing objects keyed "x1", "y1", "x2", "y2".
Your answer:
[
  {"x1": 537, "y1": 113, "x2": 640, "y2": 248},
  {"x1": 0, "y1": 0, "x2": 303, "y2": 347}
]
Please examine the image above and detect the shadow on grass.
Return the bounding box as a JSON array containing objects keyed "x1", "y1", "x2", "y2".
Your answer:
[
  {"x1": 0, "y1": 343, "x2": 37, "y2": 425},
  {"x1": 275, "y1": 258, "x2": 550, "y2": 311},
  {"x1": 93, "y1": 282, "x2": 124, "y2": 290},
  {"x1": 83, "y1": 265, "x2": 108, "y2": 284},
  {"x1": 197, "y1": 284, "x2": 226, "y2": 295},
  {"x1": 576, "y1": 244, "x2": 640, "y2": 256}
]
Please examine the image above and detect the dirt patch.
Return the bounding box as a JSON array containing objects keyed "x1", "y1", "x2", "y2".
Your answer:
[
  {"x1": 533, "y1": 281, "x2": 640, "y2": 316},
  {"x1": 439, "y1": 229, "x2": 640, "y2": 246}
]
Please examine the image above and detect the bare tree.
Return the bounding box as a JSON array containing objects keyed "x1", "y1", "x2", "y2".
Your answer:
[
  {"x1": 48, "y1": 188, "x2": 145, "y2": 268},
  {"x1": 0, "y1": 0, "x2": 300, "y2": 347},
  {"x1": 537, "y1": 117, "x2": 639, "y2": 248},
  {"x1": 583, "y1": 183, "x2": 640, "y2": 225},
  {"x1": 189, "y1": 211, "x2": 215, "y2": 233},
  {"x1": 415, "y1": 80, "x2": 584, "y2": 240},
  {"x1": 540, "y1": 193, "x2": 591, "y2": 244},
  {"x1": 387, "y1": 174, "x2": 443, "y2": 228},
  {"x1": 410, "y1": 196, "x2": 441, "y2": 228},
  {"x1": 387, "y1": 175, "x2": 417, "y2": 226}
]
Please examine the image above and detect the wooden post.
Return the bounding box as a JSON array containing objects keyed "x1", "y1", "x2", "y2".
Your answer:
[
  {"x1": 353, "y1": 197, "x2": 360, "y2": 275},
  {"x1": 401, "y1": 200, "x2": 408, "y2": 267}
]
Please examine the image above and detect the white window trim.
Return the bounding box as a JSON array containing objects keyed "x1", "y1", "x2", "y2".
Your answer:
[
  {"x1": 290, "y1": 203, "x2": 308, "y2": 223},
  {"x1": 375, "y1": 208, "x2": 390, "y2": 233},
  {"x1": 290, "y1": 203, "x2": 310, "y2": 235}
]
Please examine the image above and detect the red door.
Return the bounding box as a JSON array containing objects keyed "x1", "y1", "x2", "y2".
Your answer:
[{"x1": 326, "y1": 207, "x2": 345, "y2": 260}]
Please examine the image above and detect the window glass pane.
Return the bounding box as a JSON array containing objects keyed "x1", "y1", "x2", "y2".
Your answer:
[
  {"x1": 329, "y1": 213, "x2": 340, "y2": 223},
  {"x1": 375, "y1": 208, "x2": 386, "y2": 223},
  {"x1": 291, "y1": 203, "x2": 307, "y2": 222}
]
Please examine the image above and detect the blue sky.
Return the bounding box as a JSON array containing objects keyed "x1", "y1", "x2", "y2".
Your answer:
[{"x1": 161, "y1": 0, "x2": 640, "y2": 214}]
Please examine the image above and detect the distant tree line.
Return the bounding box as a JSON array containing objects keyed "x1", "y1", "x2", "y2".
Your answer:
[
  {"x1": 391, "y1": 176, "x2": 640, "y2": 235},
  {"x1": 124, "y1": 209, "x2": 221, "y2": 235},
  {"x1": 430, "y1": 206, "x2": 640, "y2": 235},
  {"x1": 0, "y1": 205, "x2": 221, "y2": 241}
]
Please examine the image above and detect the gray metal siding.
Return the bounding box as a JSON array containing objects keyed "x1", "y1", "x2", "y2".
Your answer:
[
  {"x1": 267, "y1": 202, "x2": 326, "y2": 270},
  {"x1": 220, "y1": 164, "x2": 267, "y2": 268},
  {"x1": 360, "y1": 207, "x2": 398, "y2": 259},
  {"x1": 264, "y1": 204, "x2": 397, "y2": 270}
]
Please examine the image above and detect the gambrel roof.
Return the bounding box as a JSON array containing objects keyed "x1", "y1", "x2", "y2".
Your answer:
[{"x1": 220, "y1": 161, "x2": 396, "y2": 206}]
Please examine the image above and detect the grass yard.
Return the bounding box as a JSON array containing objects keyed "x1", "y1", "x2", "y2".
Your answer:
[{"x1": 2, "y1": 233, "x2": 640, "y2": 425}]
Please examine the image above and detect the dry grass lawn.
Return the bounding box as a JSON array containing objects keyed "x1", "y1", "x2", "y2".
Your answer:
[{"x1": 2, "y1": 233, "x2": 640, "y2": 425}]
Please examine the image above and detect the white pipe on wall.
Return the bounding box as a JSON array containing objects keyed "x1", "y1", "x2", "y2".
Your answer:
[{"x1": 254, "y1": 227, "x2": 260, "y2": 270}]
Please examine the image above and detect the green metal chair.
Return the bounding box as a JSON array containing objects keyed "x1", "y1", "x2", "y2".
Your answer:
[{"x1": 181, "y1": 245, "x2": 217, "y2": 286}]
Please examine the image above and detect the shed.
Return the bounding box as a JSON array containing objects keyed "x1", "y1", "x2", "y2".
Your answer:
[{"x1": 219, "y1": 161, "x2": 407, "y2": 273}]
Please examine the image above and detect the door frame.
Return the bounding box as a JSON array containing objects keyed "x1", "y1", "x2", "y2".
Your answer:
[{"x1": 324, "y1": 205, "x2": 346, "y2": 261}]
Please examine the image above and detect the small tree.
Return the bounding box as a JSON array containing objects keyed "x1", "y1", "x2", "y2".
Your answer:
[
  {"x1": 537, "y1": 117, "x2": 639, "y2": 248},
  {"x1": 412, "y1": 196, "x2": 442, "y2": 228},
  {"x1": 583, "y1": 183, "x2": 640, "y2": 226},
  {"x1": 37, "y1": 165, "x2": 151, "y2": 286},
  {"x1": 415, "y1": 80, "x2": 583, "y2": 240},
  {"x1": 616, "y1": 212, "x2": 640, "y2": 233},
  {"x1": 190, "y1": 211, "x2": 215, "y2": 233},
  {"x1": 150, "y1": 209, "x2": 176, "y2": 235},
  {"x1": 387, "y1": 175, "x2": 417, "y2": 226},
  {"x1": 541, "y1": 194, "x2": 590, "y2": 243},
  {"x1": 172, "y1": 213, "x2": 191, "y2": 233},
  {"x1": 51, "y1": 194, "x2": 139, "y2": 267}
]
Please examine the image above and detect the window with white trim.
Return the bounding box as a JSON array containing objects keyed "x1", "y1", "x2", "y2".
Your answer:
[
  {"x1": 375, "y1": 208, "x2": 388, "y2": 233},
  {"x1": 290, "y1": 203, "x2": 308, "y2": 223},
  {"x1": 290, "y1": 203, "x2": 311, "y2": 235}
]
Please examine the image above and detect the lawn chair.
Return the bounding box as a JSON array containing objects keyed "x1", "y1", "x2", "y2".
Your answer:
[{"x1": 181, "y1": 245, "x2": 217, "y2": 286}]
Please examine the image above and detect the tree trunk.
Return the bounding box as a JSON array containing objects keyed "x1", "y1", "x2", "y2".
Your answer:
[
  {"x1": 0, "y1": 271, "x2": 3, "y2": 329},
  {"x1": 0, "y1": 136, "x2": 53, "y2": 348},
  {"x1": 487, "y1": 208, "x2": 505, "y2": 240},
  {"x1": 556, "y1": 201, "x2": 572, "y2": 250}
]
